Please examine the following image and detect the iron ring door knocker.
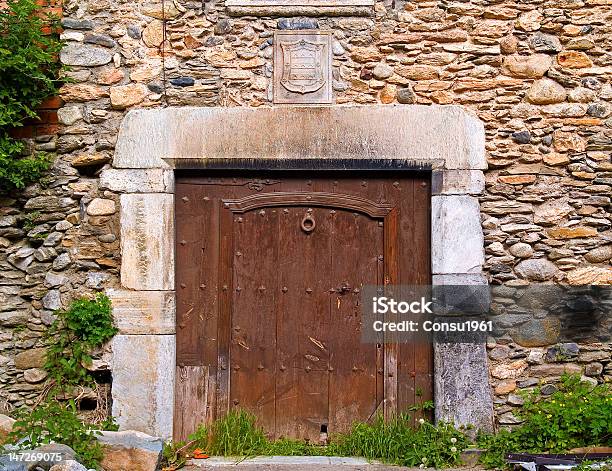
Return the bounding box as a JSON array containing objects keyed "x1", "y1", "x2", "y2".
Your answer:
[{"x1": 301, "y1": 211, "x2": 316, "y2": 233}]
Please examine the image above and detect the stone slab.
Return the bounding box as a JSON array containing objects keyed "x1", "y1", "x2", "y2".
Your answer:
[
  {"x1": 113, "y1": 106, "x2": 486, "y2": 170},
  {"x1": 107, "y1": 289, "x2": 175, "y2": 334},
  {"x1": 431, "y1": 196, "x2": 485, "y2": 274},
  {"x1": 120, "y1": 194, "x2": 174, "y2": 291},
  {"x1": 100, "y1": 169, "x2": 174, "y2": 193},
  {"x1": 111, "y1": 335, "x2": 175, "y2": 439},
  {"x1": 432, "y1": 170, "x2": 485, "y2": 195},
  {"x1": 434, "y1": 342, "x2": 494, "y2": 432}
]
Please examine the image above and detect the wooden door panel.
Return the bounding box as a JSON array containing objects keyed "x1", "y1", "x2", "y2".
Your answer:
[
  {"x1": 230, "y1": 208, "x2": 278, "y2": 433},
  {"x1": 174, "y1": 172, "x2": 432, "y2": 442}
]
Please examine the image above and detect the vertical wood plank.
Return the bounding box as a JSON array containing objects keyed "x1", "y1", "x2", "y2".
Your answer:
[
  {"x1": 174, "y1": 366, "x2": 213, "y2": 441},
  {"x1": 384, "y1": 207, "x2": 399, "y2": 420}
]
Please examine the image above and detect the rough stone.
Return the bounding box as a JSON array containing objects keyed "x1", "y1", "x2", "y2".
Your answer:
[
  {"x1": 584, "y1": 245, "x2": 612, "y2": 263},
  {"x1": 509, "y1": 243, "x2": 533, "y2": 259},
  {"x1": 23, "y1": 368, "x2": 48, "y2": 383},
  {"x1": 558, "y1": 51, "x2": 593, "y2": 69},
  {"x1": 49, "y1": 461, "x2": 87, "y2": 471},
  {"x1": 533, "y1": 199, "x2": 573, "y2": 225},
  {"x1": 71, "y1": 153, "x2": 110, "y2": 168},
  {"x1": 502, "y1": 54, "x2": 552, "y2": 78},
  {"x1": 142, "y1": 20, "x2": 164, "y2": 48},
  {"x1": 529, "y1": 33, "x2": 562, "y2": 53},
  {"x1": 515, "y1": 259, "x2": 559, "y2": 281},
  {"x1": 526, "y1": 79, "x2": 567, "y2": 105},
  {"x1": 0, "y1": 414, "x2": 15, "y2": 441},
  {"x1": 14, "y1": 348, "x2": 46, "y2": 369},
  {"x1": 42, "y1": 289, "x2": 62, "y2": 310},
  {"x1": 60, "y1": 44, "x2": 113, "y2": 67},
  {"x1": 372, "y1": 63, "x2": 393, "y2": 80},
  {"x1": 547, "y1": 227, "x2": 598, "y2": 239},
  {"x1": 57, "y1": 106, "x2": 83, "y2": 126},
  {"x1": 512, "y1": 318, "x2": 561, "y2": 347},
  {"x1": 553, "y1": 131, "x2": 587, "y2": 153},
  {"x1": 87, "y1": 198, "x2": 116, "y2": 216},
  {"x1": 531, "y1": 363, "x2": 582, "y2": 377},
  {"x1": 110, "y1": 84, "x2": 148, "y2": 109},
  {"x1": 61, "y1": 18, "x2": 94, "y2": 30},
  {"x1": 98, "y1": 430, "x2": 163, "y2": 471},
  {"x1": 566, "y1": 267, "x2": 612, "y2": 285}
]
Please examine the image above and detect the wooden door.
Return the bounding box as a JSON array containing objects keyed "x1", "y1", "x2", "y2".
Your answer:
[{"x1": 174, "y1": 172, "x2": 432, "y2": 442}]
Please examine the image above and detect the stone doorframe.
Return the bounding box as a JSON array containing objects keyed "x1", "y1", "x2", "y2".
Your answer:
[{"x1": 102, "y1": 105, "x2": 494, "y2": 439}]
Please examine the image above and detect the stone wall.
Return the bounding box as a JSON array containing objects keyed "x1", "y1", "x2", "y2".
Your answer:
[{"x1": 0, "y1": 0, "x2": 610, "y2": 427}]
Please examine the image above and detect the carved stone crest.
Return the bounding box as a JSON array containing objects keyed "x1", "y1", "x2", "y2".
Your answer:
[{"x1": 274, "y1": 31, "x2": 332, "y2": 104}]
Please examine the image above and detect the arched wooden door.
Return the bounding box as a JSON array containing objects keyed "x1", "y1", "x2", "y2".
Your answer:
[{"x1": 174, "y1": 171, "x2": 431, "y2": 442}]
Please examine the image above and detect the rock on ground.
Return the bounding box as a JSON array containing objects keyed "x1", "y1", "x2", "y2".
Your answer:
[{"x1": 98, "y1": 430, "x2": 163, "y2": 471}]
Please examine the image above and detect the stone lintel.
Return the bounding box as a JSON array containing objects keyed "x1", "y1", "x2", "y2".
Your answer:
[
  {"x1": 120, "y1": 194, "x2": 174, "y2": 291},
  {"x1": 107, "y1": 289, "x2": 175, "y2": 335},
  {"x1": 113, "y1": 106, "x2": 486, "y2": 171},
  {"x1": 431, "y1": 195, "x2": 485, "y2": 275},
  {"x1": 111, "y1": 334, "x2": 175, "y2": 439},
  {"x1": 225, "y1": 0, "x2": 373, "y2": 16}
]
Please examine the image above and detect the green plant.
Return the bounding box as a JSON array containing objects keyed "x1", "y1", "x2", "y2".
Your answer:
[
  {"x1": 8, "y1": 400, "x2": 105, "y2": 469},
  {"x1": 478, "y1": 375, "x2": 612, "y2": 469},
  {"x1": 22, "y1": 210, "x2": 40, "y2": 231},
  {"x1": 0, "y1": 0, "x2": 64, "y2": 192},
  {"x1": 162, "y1": 410, "x2": 469, "y2": 469},
  {"x1": 45, "y1": 293, "x2": 118, "y2": 388}
]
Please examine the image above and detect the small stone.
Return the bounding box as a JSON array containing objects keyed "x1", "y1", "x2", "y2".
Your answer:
[
  {"x1": 543, "y1": 153, "x2": 570, "y2": 166},
  {"x1": 587, "y1": 103, "x2": 610, "y2": 118},
  {"x1": 24, "y1": 368, "x2": 48, "y2": 383},
  {"x1": 142, "y1": 20, "x2": 164, "y2": 47},
  {"x1": 526, "y1": 78, "x2": 567, "y2": 105},
  {"x1": 517, "y1": 10, "x2": 543, "y2": 32},
  {"x1": 71, "y1": 153, "x2": 110, "y2": 168},
  {"x1": 14, "y1": 348, "x2": 47, "y2": 369},
  {"x1": 379, "y1": 84, "x2": 396, "y2": 104},
  {"x1": 499, "y1": 35, "x2": 518, "y2": 54},
  {"x1": 214, "y1": 18, "x2": 233, "y2": 34},
  {"x1": 42, "y1": 290, "x2": 62, "y2": 310},
  {"x1": 509, "y1": 243, "x2": 533, "y2": 259},
  {"x1": 494, "y1": 380, "x2": 516, "y2": 395},
  {"x1": 511, "y1": 130, "x2": 531, "y2": 144},
  {"x1": 499, "y1": 175, "x2": 536, "y2": 185},
  {"x1": 540, "y1": 384, "x2": 557, "y2": 395},
  {"x1": 502, "y1": 54, "x2": 552, "y2": 78},
  {"x1": 141, "y1": 2, "x2": 183, "y2": 19},
  {"x1": 127, "y1": 25, "x2": 142, "y2": 39},
  {"x1": 491, "y1": 360, "x2": 528, "y2": 380},
  {"x1": 53, "y1": 252, "x2": 72, "y2": 271},
  {"x1": 61, "y1": 18, "x2": 94, "y2": 30},
  {"x1": 372, "y1": 63, "x2": 393, "y2": 80},
  {"x1": 534, "y1": 199, "x2": 573, "y2": 225},
  {"x1": 584, "y1": 362, "x2": 603, "y2": 376},
  {"x1": 584, "y1": 245, "x2": 612, "y2": 263},
  {"x1": 396, "y1": 87, "x2": 415, "y2": 104},
  {"x1": 531, "y1": 364, "x2": 582, "y2": 377},
  {"x1": 49, "y1": 460, "x2": 88, "y2": 471},
  {"x1": 60, "y1": 44, "x2": 112, "y2": 67},
  {"x1": 57, "y1": 106, "x2": 83, "y2": 125},
  {"x1": 170, "y1": 77, "x2": 195, "y2": 87},
  {"x1": 545, "y1": 343, "x2": 579, "y2": 362},
  {"x1": 45, "y1": 272, "x2": 68, "y2": 287},
  {"x1": 86, "y1": 272, "x2": 110, "y2": 289},
  {"x1": 547, "y1": 227, "x2": 598, "y2": 239},
  {"x1": 498, "y1": 412, "x2": 523, "y2": 425},
  {"x1": 0, "y1": 414, "x2": 15, "y2": 441},
  {"x1": 84, "y1": 33, "x2": 117, "y2": 48},
  {"x1": 110, "y1": 84, "x2": 148, "y2": 109},
  {"x1": 566, "y1": 267, "x2": 612, "y2": 285},
  {"x1": 515, "y1": 259, "x2": 559, "y2": 281},
  {"x1": 87, "y1": 198, "x2": 116, "y2": 216},
  {"x1": 553, "y1": 130, "x2": 586, "y2": 152},
  {"x1": 507, "y1": 394, "x2": 524, "y2": 406},
  {"x1": 558, "y1": 51, "x2": 593, "y2": 69},
  {"x1": 60, "y1": 84, "x2": 108, "y2": 102},
  {"x1": 529, "y1": 33, "x2": 562, "y2": 53},
  {"x1": 351, "y1": 46, "x2": 383, "y2": 63}
]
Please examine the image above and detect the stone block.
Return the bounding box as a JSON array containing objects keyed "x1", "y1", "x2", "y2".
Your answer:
[
  {"x1": 98, "y1": 430, "x2": 163, "y2": 471},
  {"x1": 111, "y1": 335, "x2": 175, "y2": 438},
  {"x1": 100, "y1": 169, "x2": 174, "y2": 193},
  {"x1": 432, "y1": 170, "x2": 485, "y2": 195},
  {"x1": 120, "y1": 194, "x2": 174, "y2": 291},
  {"x1": 107, "y1": 289, "x2": 175, "y2": 334},
  {"x1": 434, "y1": 343, "x2": 494, "y2": 432},
  {"x1": 432, "y1": 196, "x2": 485, "y2": 274},
  {"x1": 113, "y1": 106, "x2": 486, "y2": 170}
]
